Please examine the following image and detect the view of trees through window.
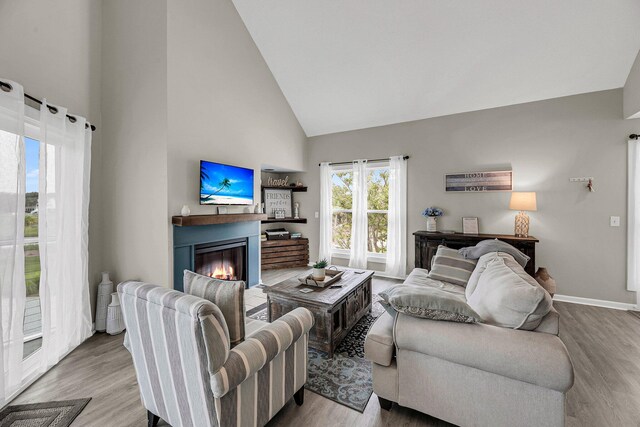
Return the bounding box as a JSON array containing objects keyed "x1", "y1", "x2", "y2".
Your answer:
[
  {"x1": 23, "y1": 136, "x2": 42, "y2": 358},
  {"x1": 24, "y1": 137, "x2": 40, "y2": 298},
  {"x1": 331, "y1": 167, "x2": 389, "y2": 254}
]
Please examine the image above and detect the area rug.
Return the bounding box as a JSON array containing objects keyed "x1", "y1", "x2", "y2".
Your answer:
[
  {"x1": 249, "y1": 296, "x2": 385, "y2": 412},
  {"x1": 0, "y1": 398, "x2": 91, "y2": 427}
]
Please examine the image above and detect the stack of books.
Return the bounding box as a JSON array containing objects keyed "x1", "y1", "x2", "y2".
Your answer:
[{"x1": 290, "y1": 232, "x2": 302, "y2": 239}]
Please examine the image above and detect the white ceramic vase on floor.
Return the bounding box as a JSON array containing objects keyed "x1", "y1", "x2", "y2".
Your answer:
[
  {"x1": 106, "y1": 292, "x2": 125, "y2": 335},
  {"x1": 96, "y1": 272, "x2": 113, "y2": 332}
]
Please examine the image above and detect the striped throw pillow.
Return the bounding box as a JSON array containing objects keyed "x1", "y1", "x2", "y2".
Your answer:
[
  {"x1": 183, "y1": 270, "x2": 246, "y2": 345},
  {"x1": 427, "y1": 246, "x2": 478, "y2": 287}
]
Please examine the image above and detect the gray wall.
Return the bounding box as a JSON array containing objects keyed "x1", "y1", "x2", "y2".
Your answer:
[
  {"x1": 99, "y1": 0, "x2": 308, "y2": 288},
  {"x1": 625, "y1": 50, "x2": 640, "y2": 119},
  {"x1": 305, "y1": 89, "x2": 639, "y2": 304},
  {"x1": 0, "y1": 0, "x2": 103, "y2": 316},
  {"x1": 101, "y1": 0, "x2": 170, "y2": 286},
  {"x1": 165, "y1": 0, "x2": 307, "y2": 286}
]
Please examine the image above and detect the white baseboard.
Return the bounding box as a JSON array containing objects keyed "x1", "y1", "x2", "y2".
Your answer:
[{"x1": 553, "y1": 294, "x2": 638, "y2": 311}]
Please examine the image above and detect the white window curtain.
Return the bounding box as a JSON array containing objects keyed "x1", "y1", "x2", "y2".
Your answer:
[
  {"x1": 0, "y1": 79, "x2": 26, "y2": 406},
  {"x1": 349, "y1": 160, "x2": 368, "y2": 269},
  {"x1": 38, "y1": 100, "x2": 92, "y2": 372},
  {"x1": 0, "y1": 79, "x2": 92, "y2": 404},
  {"x1": 385, "y1": 156, "x2": 407, "y2": 278},
  {"x1": 319, "y1": 162, "x2": 333, "y2": 261},
  {"x1": 628, "y1": 139, "x2": 640, "y2": 306}
]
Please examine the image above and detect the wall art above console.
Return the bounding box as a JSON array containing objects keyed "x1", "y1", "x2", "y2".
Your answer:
[{"x1": 445, "y1": 170, "x2": 513, "y2": 192}]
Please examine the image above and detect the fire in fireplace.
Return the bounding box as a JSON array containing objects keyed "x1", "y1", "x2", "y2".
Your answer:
[{"x1": 194, "y1": 238, "x2": 247, "y2": 283}]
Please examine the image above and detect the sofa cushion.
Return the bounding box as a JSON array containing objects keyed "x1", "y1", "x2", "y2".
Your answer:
[
  {"x1": 379, "y1": 284, "x2": 481, "y2": 323},
  {"x1": 534, "y1": 306, "x2": 560, "y2": 335},
  {"x1": 427, "y1": 246, "x2": 478, "y2": 287},
  {"x1": 467, "y1": 254, "x2": 552, "y2": 330},
  {"x1": 465, "y1": 252, "x2": 516, "y2": 299},
  {"x1": 459, "y1": 238, "x2": 530, "y2": 268},
  {"x1": 406, "y1": 268, "x2": 466, "y2": 296},
  {"x1": 364, "y1": 312, "x2": 396, "y2": 366},
  {"x1": 394, "y1": 313, "x2": 574, "y2": 392},
  {"x1": 183, "y1": 270, "x2": 246, "y2": 345}
]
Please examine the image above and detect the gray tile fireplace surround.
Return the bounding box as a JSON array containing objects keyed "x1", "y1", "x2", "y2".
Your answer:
[{"x1": 173, "y1": 220, "x2": 261, "y2": 290}]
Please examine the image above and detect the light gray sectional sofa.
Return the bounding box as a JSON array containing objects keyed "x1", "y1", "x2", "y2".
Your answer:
[{"x1": 364, "y1": 267, "x2": 574, "y2": 427}]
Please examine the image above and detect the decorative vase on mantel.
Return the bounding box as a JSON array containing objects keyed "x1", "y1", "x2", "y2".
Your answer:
[
  {"x1": 426, "y1": 217, "x2": 437, "y2": 232},
  {"x1": 534, "y1": 267, "x2": 556, "y2": 297},
  {"x1": 96, "y1": 272, "x2": 113, "y2": 332}
]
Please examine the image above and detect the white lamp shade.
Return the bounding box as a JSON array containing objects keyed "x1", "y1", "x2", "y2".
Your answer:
[{"x1": 509, "y1": 192, "x2": 537, "y2": 211}]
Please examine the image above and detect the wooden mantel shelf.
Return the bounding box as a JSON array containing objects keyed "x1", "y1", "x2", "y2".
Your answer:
[{"x1": 172, "y1": 213, "x2": 267, "y2": 227}]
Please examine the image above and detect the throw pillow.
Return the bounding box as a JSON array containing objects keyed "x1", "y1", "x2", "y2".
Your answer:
[
  {"x1": 183, "y1": 270, "x2": 245, "y2": 345},
  {"x1": 458, "y1": 239, "x2": 530, "y2": 268},
  {"x1": 465, "y1": 251, "x2": 518, "y2": 300},
  {"x1": 379, "y1": 284, "x2": 481, "y2": 323},
  {"x1": 427, "y1": 245, "x2": 478, "y2": 287},
  {"x1": 466, "y1": 254, "x2": 552, "y2": 330}
]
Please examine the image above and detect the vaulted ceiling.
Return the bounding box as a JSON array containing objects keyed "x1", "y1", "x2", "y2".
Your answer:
[{"x1": 232, "y1": 0, "x2": 640, "y2": 136}]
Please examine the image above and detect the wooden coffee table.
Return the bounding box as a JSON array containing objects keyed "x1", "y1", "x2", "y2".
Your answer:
[{"x1": 264, "y1": 268, "x2": 374, "y2": 357}]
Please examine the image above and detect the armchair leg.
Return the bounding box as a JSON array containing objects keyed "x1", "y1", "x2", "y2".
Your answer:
[
  {"x1": 294, "y1": 387, "x2": 304, "y2": 406},
  {"x1": 378, "y1": 396, "x2": 393, "y2": 411},
  {"x1": 147, "y1": 411, "x2": 160, "y2": 427}
]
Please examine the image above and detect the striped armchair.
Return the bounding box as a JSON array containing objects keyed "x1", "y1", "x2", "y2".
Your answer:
[{"x1": 118, "y1": 281, "x2": 314, "y2": 427}]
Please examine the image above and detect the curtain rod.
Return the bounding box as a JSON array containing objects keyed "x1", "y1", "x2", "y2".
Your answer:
[
  {"x1": 0, "y1": 80, "x2": 96, "y2": 132},
  {"x1": 631, "y1": 134, "x2": 640, "y2": 140},
  {"x1": 318, "y1": 155, "x2": 409, "y2": 167}
]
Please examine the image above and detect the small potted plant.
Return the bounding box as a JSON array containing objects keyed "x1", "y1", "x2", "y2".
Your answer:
[
  {"x1": 312, "y1": 258, "x2": 328, "y2": 281},
  {"x1": 422, "y1": 207, "x2": 444, "y2": 232}
]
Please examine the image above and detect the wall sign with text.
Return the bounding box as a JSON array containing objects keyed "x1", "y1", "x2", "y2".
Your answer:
[
  {"x1": 445, "y1": 170, "x2": 513, "y2": 192},
  {"x1": 263, "y1": 188, "x2": 292, "y2": 218}
]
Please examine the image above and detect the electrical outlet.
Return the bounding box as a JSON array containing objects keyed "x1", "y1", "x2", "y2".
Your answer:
[
  {"x1": 610, "y1": 216, "x2": 620, "y2": 227},
  {"x1": 315, "y1": 211, "x2": 319, "y2": 219}
]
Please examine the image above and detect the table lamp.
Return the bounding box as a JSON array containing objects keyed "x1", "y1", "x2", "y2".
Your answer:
[{"x1": 509, "y1": 192, "x2": 537, "y2": 237}]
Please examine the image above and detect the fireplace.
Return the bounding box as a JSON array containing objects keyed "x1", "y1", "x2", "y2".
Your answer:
[{"x1": 194, "y1": 238, "x2": 247, "y2": 282}]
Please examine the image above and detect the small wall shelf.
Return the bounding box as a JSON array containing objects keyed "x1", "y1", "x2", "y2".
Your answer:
[
  {"x1": 261, "y1": 218, "x2": 308, "y2": 224},
  {"x1": 261, "y1": 186, "x2": 307, "y2": 192}
]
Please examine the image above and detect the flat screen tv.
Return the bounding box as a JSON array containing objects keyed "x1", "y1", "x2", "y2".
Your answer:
[{"x1": 200, "y1": 160, "x2": 254, "y2": 205}]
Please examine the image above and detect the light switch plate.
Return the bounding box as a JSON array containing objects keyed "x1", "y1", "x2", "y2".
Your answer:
[
  {"x1": 315, "y1": 211, "x2": 319, "y2": 218},
  {"x1": 610, "y1": 216, "x2": 620, "y2": 227}
]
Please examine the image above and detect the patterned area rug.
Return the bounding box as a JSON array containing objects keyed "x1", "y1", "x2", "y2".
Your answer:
[
  {"x1": 249, "y1": 296, "x2": 385, "y2": 412},
  {"x1": 0, "y1": 398, "x2": 91, "y2": 427}
]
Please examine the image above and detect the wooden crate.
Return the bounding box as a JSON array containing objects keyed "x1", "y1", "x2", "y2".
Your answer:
[{"x1": 261, "y1": 238, "x2": 309, "y2": 270}]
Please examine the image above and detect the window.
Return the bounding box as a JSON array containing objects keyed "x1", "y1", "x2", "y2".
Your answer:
[
  {"x1": 330, "y1": 163, "x2": 389, "y2": 259},
  {"x1": 23, "y1": 136, "x2": 43, "y2": 359}
]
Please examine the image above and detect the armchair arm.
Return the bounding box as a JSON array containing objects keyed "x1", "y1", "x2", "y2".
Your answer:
[{"x1": 210, "y1": 307, "x2": 314, "y2": 398}]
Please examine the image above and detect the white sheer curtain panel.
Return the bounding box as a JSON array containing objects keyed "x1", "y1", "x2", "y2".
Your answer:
[
  {"x1": 0, "y1": 79, "x2": 26, "y2": 405},
  {"x1": 319, "y1": 162, "x2": 333, "y2": 262},
  {"x1": 385, "y1": 156, "x2": 407, "y2": 278},
  {"x1": 349, "y1": 160, "x2": 368, "y2": 269},
  {"x1": 38, "y1": 101, "x2": 92, "y2": 371},
  {"x1": 627, "y1": 140, "x2": 640, "y2": 309}
]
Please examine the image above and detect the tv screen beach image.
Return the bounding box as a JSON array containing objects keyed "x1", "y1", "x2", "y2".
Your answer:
[{"x1": 200, "y1": 160, "x2": 254, "y2": 205}]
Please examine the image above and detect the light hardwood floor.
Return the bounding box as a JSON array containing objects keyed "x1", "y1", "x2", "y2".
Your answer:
[{"x1": 11, "y1": 271, "x2": 640, "y2": 427}]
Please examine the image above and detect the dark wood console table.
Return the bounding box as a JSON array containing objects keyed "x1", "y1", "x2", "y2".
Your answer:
[{"x1": 414, "y1": 231, "x2": 538, "y2": 276}]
